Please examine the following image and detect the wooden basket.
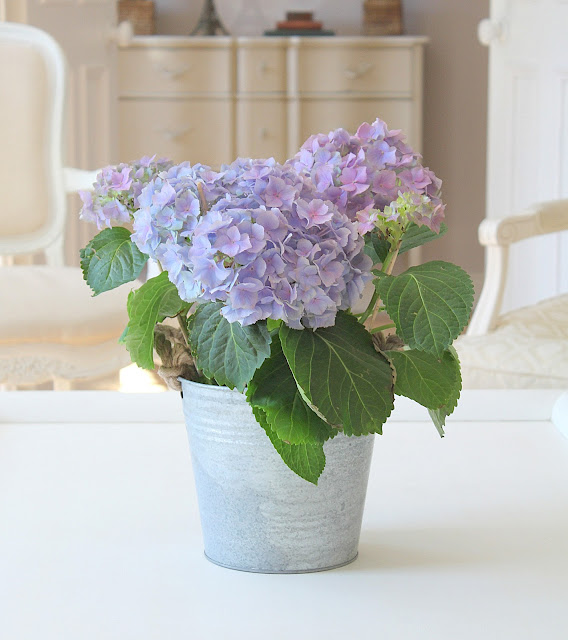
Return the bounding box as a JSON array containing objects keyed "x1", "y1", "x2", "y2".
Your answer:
[
  {"x1": 118, "y1": 0, "x2": 155, "y2": 36},
  {"x1": 363, "y1": 0, "x2": 403, "y2": 36}
]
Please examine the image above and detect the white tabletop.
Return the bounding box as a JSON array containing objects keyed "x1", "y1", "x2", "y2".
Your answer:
[{"x1": 1, "y1": 391, "x2": 567, "y2": 640}]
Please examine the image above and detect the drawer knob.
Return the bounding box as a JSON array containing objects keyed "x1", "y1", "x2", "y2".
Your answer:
[
  {"x1": 258, "y1": 60, "x2": 269, "y2": 74},
  {"x1": 153, "y1": 63, "x2": 192, "y2": 79},
  {"x1": 259, "y1": 127, "x2": 269, "y2": 139},
  {"x1": 157, "y1": 127, "x2": 192, "y2": 141},
  {"x1": 343, "y1": 63, "x2": 374, "y2": 80}
]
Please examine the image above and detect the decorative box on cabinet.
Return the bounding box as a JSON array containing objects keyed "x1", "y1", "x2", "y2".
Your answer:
[{"x1": 118, "y1": 35, "x2": 427, "y2": 167}]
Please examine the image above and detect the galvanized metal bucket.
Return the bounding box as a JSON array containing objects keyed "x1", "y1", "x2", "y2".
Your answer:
[{"x1": 180, "y1": 378, "x2": 375, "y2": 574}]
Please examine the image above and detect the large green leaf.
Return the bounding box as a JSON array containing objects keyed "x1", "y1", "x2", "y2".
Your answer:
[
  {"x1": 279, "y1": 311, "x2": 395, "y2": 436},
  {"x1": 80, "y1": 227, "x2": 147, "y2": 295},
  {"x1": 251, "y1": 406, "x2": 326, "y2": 485},
  {"x1": 188, "y1": 302, "x2": 271, "y2": 392},
  {"x1": 121, "y1": 272, "x2": 189, "y2": 370},
  {"x1": 247, "y1": 334, "x2": 335, "y2": 445},
  {"x1": 399, "y1": 222, "x2": 447, "y2": 255},
  {"x1": 386, "y1": 348, "x2": 460, "y2": 410},
  {"x1": 428, "y1": 346, "x2": 462, "y2": 436},
  {"x1": 377, "y1": 261, "x2": 474, "y2": 356}
]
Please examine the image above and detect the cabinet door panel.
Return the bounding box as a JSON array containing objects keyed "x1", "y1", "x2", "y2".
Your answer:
[
  {"x1": 236, "y1": 99, "x2": 287, "y2": 162},
  {"x1": 298, "y1": 47, "x2": 413, "y2": 95},
  {"x1": 119, "y1": 99, "x2": 233, "y2": 167},
  {"x1": 298, "y1": 99, "x2": 414, "y2": 147}
]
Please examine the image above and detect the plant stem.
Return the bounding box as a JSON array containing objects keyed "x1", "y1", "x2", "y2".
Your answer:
[
  {"x1": 358, "y1": 289, "x2": 380, "y2": 325},
  {"x1": 177, "y1": 314, "x2": 190, "y2": 347},
  {"x1": 382, "y1": 244, "x2": 400, "y2": 277},
  {"x1": 370, "y1": 323, "x2": 396, "y2": 334},
  {"x1": 370, "y1": 242, "x2": 401, "y2": 325},
  {"x1": 358, "y1": 241, "x2": 401, "y2": 325}
]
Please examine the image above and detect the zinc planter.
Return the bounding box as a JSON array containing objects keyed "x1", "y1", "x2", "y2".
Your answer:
[{"x1": 180, "y1": 378, "x2": 375, "y2": 574}]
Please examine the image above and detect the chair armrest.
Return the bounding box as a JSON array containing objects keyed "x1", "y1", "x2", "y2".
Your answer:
[
  {"x1": 467, "y1": 199, "x2": 568, "y2": 337},
  {"x1": 478, "y1": 199, "x2": 568, "y2": 247},
  {"x1": 63, "y1": 167, "x2": 99, "y2": 194}
]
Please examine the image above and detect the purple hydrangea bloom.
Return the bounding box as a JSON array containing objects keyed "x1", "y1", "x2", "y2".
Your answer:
[
  {"x1": 79, "y1": 156, "x2": 173, "y2": 230},
  {"x1": 290, "y1": 117, "x2": 446, "y2": 234},
  {"x1": 81, "y1": 134, "x2": 417, "y2": 329},
  {"x1": 110, "y1": 157, "x2": 373, "y2": 329}
]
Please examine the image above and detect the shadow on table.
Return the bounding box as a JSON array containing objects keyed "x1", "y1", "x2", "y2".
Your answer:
[{"x1": 343, "y1": 520, "x2": 568, "y2": 573}]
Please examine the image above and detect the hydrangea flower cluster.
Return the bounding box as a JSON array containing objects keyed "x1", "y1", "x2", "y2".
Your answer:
[
  {"x1": 78, "y1": 119, "x2": 448, "y2": 330},
  {"x1": 79, "y1": 155, "x2": 173, "y2": 230},
  {"x1": 131, "y1": 158, "x2": 372, "y2": 329},
  {"x1": 291, "y1": 117, "x2": 445, "y2": 234}
]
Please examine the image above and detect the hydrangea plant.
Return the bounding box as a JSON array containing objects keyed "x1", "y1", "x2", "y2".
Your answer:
[{"x1": 79, "y1": 118, "x2": 474, "y2": 484}]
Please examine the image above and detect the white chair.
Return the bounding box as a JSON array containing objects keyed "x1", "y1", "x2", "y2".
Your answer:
[
  {"x1": 0, "y1": 22, "x2": 132, "y2": 389},
  {"x1": 455, "y1": 199, "x2": 568, "y2": 388}
]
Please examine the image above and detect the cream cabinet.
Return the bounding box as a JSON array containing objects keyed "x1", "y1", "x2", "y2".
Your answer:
[{"x1": 118, "y1": 35, "x2": 427, "y2": 167}]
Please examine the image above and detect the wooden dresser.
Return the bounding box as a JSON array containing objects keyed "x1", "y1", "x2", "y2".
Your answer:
[{"x1": 118, "y1": 35, "x2": 428, "y2": 167}]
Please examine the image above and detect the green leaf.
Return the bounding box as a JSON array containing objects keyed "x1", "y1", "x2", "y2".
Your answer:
[
  {"x1": 251, "y1": 406, "x2": 326, "y2": 485},
  {"x1": 279, "y1": 311, "x2": 395, "y2": 436},
  {"x1": 80, "y1": 227, "x2": 147, "y2": 295},
  {"x1": 377, "y1": 261, "x2": 474, "y2": 356},
  {"x1": 266, "y1": 318, "x2": 282, "y2": 332},
  {"x1": 122, "y1": 272, "x2": 188, "y2": 369},
  {"x1": 399, "y1": 222, "x2": 448, "y2": 255},
  {"x1": 428, "y1": 346, "x2": 462, "y2": 436},
  {"x1": 247, "y1": 334, "x2": 335, "y2": 445},
  {"x1": 158, "y1": 286, "x2": 191, "y2": 321},
  {"x1": 188, "y1": 302, "x2": 271, "y2": 392},
  {"x1": 386, "y1": 348, "x2": 460, "y2": 410},
  {"x1": 364, "y1": 232, "x2": 390, "y2": 264}
]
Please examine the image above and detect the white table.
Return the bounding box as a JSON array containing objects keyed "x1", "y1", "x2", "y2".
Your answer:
[{"x1": 1, "y1": 390, "x2": 567, "y2": 640}]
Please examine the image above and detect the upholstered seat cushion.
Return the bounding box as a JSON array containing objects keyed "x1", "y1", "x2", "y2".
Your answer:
[
  {"x1": 455, "y1": 294, "x2": 568, "y2": 388},
  {"x1": 0, "y1": 266, "x2": 134, "y2": 345}
]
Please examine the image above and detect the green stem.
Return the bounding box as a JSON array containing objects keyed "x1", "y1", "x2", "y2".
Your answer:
[
  {"x1": 358, "y1": 289, "x2": 380, "y2": 325},
  {"x1": 370, "y1": 323, "x2": 396, "y2": 334},
  {"x1": 381, "y1": 244, "x2": 400, "y2": 275},
  {"x1": 358, "y1": 240, "x2": 401, "y2": 325},
  {"x1": 177, "y1": 313, "x2": 190, "y2": 348}
]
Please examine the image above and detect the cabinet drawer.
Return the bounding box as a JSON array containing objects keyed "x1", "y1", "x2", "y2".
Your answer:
[
  {"x1": 299, "y1": 98, "x2": 415, "y2": 148},
  {"x1": 119, "y1": 47, "x2": 232, "y2": 96},
  {"x1": 297, "y1": 47, "x2": 413, "y2": 95},
  {"x1": 118, "y1": 98, "x2": 233, "y2": 167},
  {"x1": 236, "y1": 99, "x2": 287, "y2": 161},
  {"x1": 237, "y1": 46, "x2": 287, "y2": 94}
]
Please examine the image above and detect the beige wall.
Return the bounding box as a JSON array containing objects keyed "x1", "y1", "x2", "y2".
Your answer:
[
  {"x1": 404, "y1": 0, "x2": 488, "y2": 277},
  {"x1": 154, "y1": 0, "x2": 488, "y2": 276}
]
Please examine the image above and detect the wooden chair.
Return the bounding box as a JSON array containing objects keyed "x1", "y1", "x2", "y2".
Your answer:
[
  {"x1": 455, "y1": 199, "x2": 568, "y2": 388},
  {"x1": 0, "y1": 22, "x2": 132, "y2": 389}
]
